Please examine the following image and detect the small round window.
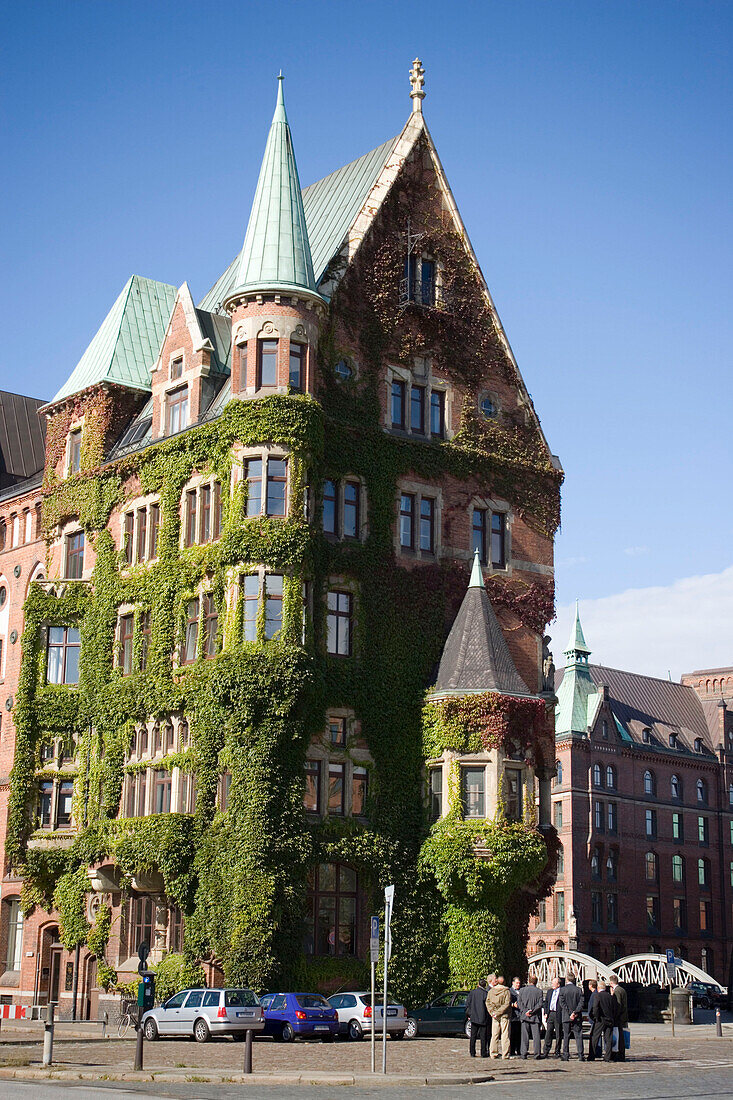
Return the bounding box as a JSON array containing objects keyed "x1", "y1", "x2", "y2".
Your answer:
[
  {"x1": 479, "y1": 396, "x2": 496, "y2": 419},
  {"x1": 0, "y1": 586, "x2": 6, "y2": 607},
  {"x1": 334, "y1": 358, "x2": 353, "y2": 381}
]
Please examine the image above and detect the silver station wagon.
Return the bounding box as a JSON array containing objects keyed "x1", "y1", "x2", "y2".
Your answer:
[{"x1": 142, "y1": 987, "x2": 265, "y2": 1043}]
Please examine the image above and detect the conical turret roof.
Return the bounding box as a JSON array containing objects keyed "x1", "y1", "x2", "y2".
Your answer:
[
  {"x1": 229, "y1": 76, "x2": 321, "y2": 301},
  {"x1": 433, "y1": 552, "x2": 531, "y2": 696},
  {"x1": 565, "y1": 600, "x2": 591, "y2": 659}
]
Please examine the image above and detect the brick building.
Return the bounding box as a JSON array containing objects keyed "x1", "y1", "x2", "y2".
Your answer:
[
  {"x1": 528, "y1": 608, "x2": 733, "y2": 988},
  {"x1": 0, "y1": 64, "x2": 561, "y2": 1017}
]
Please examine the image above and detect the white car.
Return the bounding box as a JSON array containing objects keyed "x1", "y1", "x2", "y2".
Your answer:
[
  {"x1": 327, "y1": 991, "x2": 407, "y2": 1040},
  {"x1": 142, "y1": 987, "x2": 265, "y2": 1043}
]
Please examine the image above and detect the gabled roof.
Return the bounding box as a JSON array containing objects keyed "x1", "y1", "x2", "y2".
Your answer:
[
  {"x1": 0, "y1": 390, "x2": 47, "y2": 489},
  {"x1": 433, "y1": 551, "x2": 531, "y2": 697},
  {"x1": 198, "y1": 135, "x2": 399, "y2": 312},
  {"x1": 228, "y1": 77, "x2": 320, "y2": 301},
  {"x1": 51, "y1": 276, "x2": 177, "y2": 404}
]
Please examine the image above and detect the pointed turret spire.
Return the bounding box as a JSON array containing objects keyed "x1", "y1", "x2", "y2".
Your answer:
[
  {"x1": 229, "y1": 75, "x2": 322, "y2": 301},
  {"x1": 565, "y1": 601, "x2": 591, "y2": 664},
  {"x1": 433, "y1": 557, "x2": 530, "y2": 697}
]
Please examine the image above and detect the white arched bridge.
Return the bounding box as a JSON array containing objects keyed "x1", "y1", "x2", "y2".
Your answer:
[{"x1": 528, "y1": 949, "x2": 726, "y2": 992}]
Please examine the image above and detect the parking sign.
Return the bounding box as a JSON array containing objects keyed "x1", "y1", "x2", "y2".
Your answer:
[{"x1": 370, "y1": 915, "x2": 379, "y2": 964}]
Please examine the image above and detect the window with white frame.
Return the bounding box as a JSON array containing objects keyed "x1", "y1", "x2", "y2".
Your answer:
[
  {"x1": 64, "y1": 530, "x2": 85, "y2": 579},
  {"x1": 326, "y1": 590, "x2": 353, "y2": 656},
  {"x1": 244, "y1": 455, "x2": 288, "y2": 518},
  {"x1": 238, "y1": 570, "x2": 287, "y2": 644},
  {"x1": 165, "y1": 385, "x2": 189, "y2": 435},
  {"x1": 3, "y1": 897, "x2": 23, "y2": 971},
  {"x1": 46, "y1": 625, "x2": 81, "y2": 684},
  {"x1": 67, "y1": 429, "x2": 82, "y2": 476}
]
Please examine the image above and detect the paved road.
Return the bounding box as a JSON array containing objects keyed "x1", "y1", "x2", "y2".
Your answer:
[{"x1": 2, "y1": 1059, "x2": 733, "y2": 1099}]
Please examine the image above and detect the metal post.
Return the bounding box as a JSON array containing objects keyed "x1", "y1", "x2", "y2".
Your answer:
[
  {"x1": 382, "y1": 898, "x2": 388, "y2": 1075},
  {"x1": 716, "y1": 1007, "x2": 723, "y2": 1037},
  {"x1": 243, "y1": 1028, "x2": 253, "y2": 1074},
  {"x1": 370, "y1": 958, "x2": 376, "y2": 1073},
  {"x1": 134, "y1": 1021, "x2": 144, "y2": 1071},
  {"x1": 42, "y1": 1003, "x2": 55, "y2": 1067},
  {"x1": 670, "y1": 980, "x2": 675, "y2": 1037},
  {"x1": 71, "y1": 942, "x2": 80, "y2": 1022}
]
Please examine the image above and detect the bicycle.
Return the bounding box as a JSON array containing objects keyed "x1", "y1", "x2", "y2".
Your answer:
[{"x1": 115, "y1": 998, "x2": 138, "y2": 1038}]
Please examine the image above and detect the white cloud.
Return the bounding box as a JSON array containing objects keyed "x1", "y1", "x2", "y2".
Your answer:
[
  {"x1": 552, "y1": 565, "x2": 733, "y2": 680},
  {"x1": 623, "y1": 545, "x2": 649, "y2": 557}
]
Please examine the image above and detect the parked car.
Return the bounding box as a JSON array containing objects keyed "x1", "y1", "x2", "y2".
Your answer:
[
  {"x1": 327, "y1": 991, "x2": 407, "y2": 1040},
  {"x1": 684, "y1": 981, "x2": 724, "y2": 1009},
  {"x1": 142, "y1": 987, "x2": 265, "y2": 1043},
  {"x1": 259, "y1": 992, "x2": 339, "y2": 1041},
  {"x1": 405, "y1": 990, "x2": 470, "y2": 1038}
]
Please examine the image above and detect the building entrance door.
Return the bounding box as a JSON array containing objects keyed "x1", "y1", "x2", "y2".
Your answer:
[{"x1": 49, "y1": 948, "x2": 61, "y2": 1005}]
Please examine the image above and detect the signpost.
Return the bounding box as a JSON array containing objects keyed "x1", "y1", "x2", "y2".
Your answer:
[
  {"x1": 370, "y1": 915, "x2": 379, "y2": 1073},
  {"x1": 666, "y1": 949, "x2": 676, "y2": 1036},
  {"x1": 382, "y1": 885, "x2": 394, "y2": 1075}
]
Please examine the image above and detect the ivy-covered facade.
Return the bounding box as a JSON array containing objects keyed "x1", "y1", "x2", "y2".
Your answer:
[{"x1": 0, "y1": 62, "x2": 562, "y2": 1017}]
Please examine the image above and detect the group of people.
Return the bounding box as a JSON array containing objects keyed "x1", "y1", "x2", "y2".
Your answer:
[{"x1": 465, "y1": 972, "x2": 629, "y2": 1064}]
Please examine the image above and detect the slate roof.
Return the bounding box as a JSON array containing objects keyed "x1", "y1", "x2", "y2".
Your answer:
[
  {"x1": 51, "y1": 276, "x2": 177, "y2": 404},
  {"x1": 434, "y1": 556, "x2": 531, "y2": 696},
  {"x1": 199, "y1": 136, "x2": 398, "y2": 312},
  {"x1": 555, "y1": 663, "x2": 715, "y2": 750},
  {"x1": 0, "y1": 390, "x2": 47, "y2": 489}
]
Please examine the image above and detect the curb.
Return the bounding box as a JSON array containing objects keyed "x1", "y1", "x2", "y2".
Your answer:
[{"x1": 0, "y1": 1067, "x2": 495, "y2": 1087}]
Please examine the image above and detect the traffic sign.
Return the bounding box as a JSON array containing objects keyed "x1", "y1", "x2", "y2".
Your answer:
[
  {"x1": 370, "y1": 915, "x2": 380, "y2": 964},
  {"x1": 666, "y1": 948, "x2": 676, "y2": 982},
  {"x1": 384, "y1": 885, "x2": 394, "y2": 963}
]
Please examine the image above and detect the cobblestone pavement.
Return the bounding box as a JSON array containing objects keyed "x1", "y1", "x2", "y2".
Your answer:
[{"x1": 1, "y1": 1028, "x2": 732, "y2": 1079}]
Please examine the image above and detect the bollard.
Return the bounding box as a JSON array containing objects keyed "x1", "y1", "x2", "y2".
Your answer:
[
  {"x1": 134, "y1": 1021, "x2": 144, "y2": 1071},
  {"x1": 243, "y1": 1029, "x2": 253, "y2": 1074},
  {"x1": 102, "y1": 1010, "x2": 108, "y2": 1040},
  {"x1": 716, "y1": 1008, "x2": 723, "y2": 1037},
  {"x1": 42, "y1": 1003, "x2": 55, "y2": 1067}
]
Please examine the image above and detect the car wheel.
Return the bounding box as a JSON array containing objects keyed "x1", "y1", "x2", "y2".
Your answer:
[
  {"x1": 143, "y1": 1018, "x2": 158, "y2": 1042},
  {"x1": 405, "y1": 1017, "x2": 418, "y2": 1039},
  {"x1": 464, "y1": 1019, "x2": 472, "y2": 1039},
  {"x1": 281, "y1": 1022, "x2": 295, "y2": 1042},
  {"x1": 348, "y1": 1019, "x2": 363, "y2": 1041},
  {"x1": 193, "y1": 1018, "x2": 210, "y2": 1043},
  {"x1": 700, "y1": 996, "x2": 711, "y2": 1010}
]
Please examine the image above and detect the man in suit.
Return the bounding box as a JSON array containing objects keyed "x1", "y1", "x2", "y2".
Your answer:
[
  {"x1": 509, "y1": 977, "x2": 522, "y2": 1055},
  {"x1": 466, "y1": 978, "x2": 490, "y2": 1058},
  {"x1": 542, "y1": 977, "x2": 563, "y2": 1058},
  {"x1": 609, "y1": 974, "x2": 629, "y2": 1061},
  {"x1": 586, "y1": 979, "x2": 599, "y2": 1060},
  {"x1": 590, "y1": 981, "x2": 619, "y2": 1062},
  {"x1": 517, "y1": 975, "x2": 544, "y2": 1059},
  {"x1": 558, "y1": 973, "x2": 585, "y2": 1061}
]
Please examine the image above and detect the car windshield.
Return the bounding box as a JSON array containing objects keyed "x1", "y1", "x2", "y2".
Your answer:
[
  {"x1": 225, "y1": 989, "x2": 259, "y2": 1007},
  {"x1": 296, "y1": 994, "x2": 331, "y2": 1009}
]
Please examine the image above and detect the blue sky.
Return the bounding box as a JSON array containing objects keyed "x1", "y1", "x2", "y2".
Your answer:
[{"x1": 2, "y1": 1, "x2": 731, "y2": 675}]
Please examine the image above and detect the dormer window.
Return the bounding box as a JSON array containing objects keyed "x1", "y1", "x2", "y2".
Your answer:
[
  {"x1": 694, "y1": 737, "x2": 704, "y2": 753},
  {"x1": 68, "y1": 429, "x2": 82, "y2": 476},
  {"x1": 170, "y1": 356, "x2": 183, "y2": 381},
  {"x1": 258, "y1": 339, "x2": 278, "y2": 388},
  {"x1": 642, "y1": 727, "x2": 652, "y2": 744},
  {"x1": 401, "y1": 253, "x2": 437, "y2": 307},
  {"x1": 166, "y1": 385, "x2": 188, "y2": 435}
]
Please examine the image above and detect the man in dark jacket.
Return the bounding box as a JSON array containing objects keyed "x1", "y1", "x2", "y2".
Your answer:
[
  {"x1": 466, "y1": 978, "x2": 490, "y2": 1058},
  {"x1": 609, "y1": 974, "x2": 629, "y2": 1061},
  {"x1": 542, "y1": 977, "x2": 563, "y2": 1058},
  {"x1": 509, "y1": 977, "x2": 522, "y2": 1055},
  {"x1": 590, "y1": 981, "x2": 619, "y2": 1062},
  {"x1": 517, "y1": 976, "x2": 544, "y2": 1059},
  {"x1": 558, "y1": 973, "x2": 585, "y2": 1061}
]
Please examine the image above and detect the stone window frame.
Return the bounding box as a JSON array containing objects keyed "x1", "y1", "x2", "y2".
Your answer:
[
  {"x1": 65, "y1": 419, "x2": 85, "y2": 478},
  {"x1": 233, "y1": 446, "x2": 291, "y2": 521},
  {"x1": 178, "y1": 474, "x2": 225, "y2": 550},
  {"x1": 114, "y1": 603, "x2": 152, "y2": 675},
  {"x1": 229, "y1": 564, "x2": 291, "y2": 646},
  {"x1": 120, "y1": 494, "x2": 162, "y2": 566},
  {"x1": 395, "y1": 479, "x2": 443, "y2": 560},
  {"x1": 303, "y1": 713, "x2": 371, "y2": 820},
  {"x1": 232, "y1": 318, "x2": 316, "y2": 397},
  {"x1": 320, "y1": 475, "x2": 368, "y2": 543},
  {"x1": 325, "y1": 576, "x2": 357, "y2": 658},
  {"x1": 385, "y1": 359, "x2": 452, "y2": 441},
  {"x1": 36, "y1": 773, "x2": 75, "y2": 832},
  {"x1": 175, "y1": 579, "x2": 220, "y2": 667},
  {"x1": 468, "y1": 495, "x2": 511, "y2": 573},
  {"x1": 61, "y1": 522, "x2": 85, "y2": 580},
  {"x1": 164, "y1": 382, "x2": 189, "y2": 436}
]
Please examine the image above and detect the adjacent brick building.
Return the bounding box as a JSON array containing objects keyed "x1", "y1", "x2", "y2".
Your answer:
[{"x1": 528, "y1": 609, "x2": 733, "y2": 988}]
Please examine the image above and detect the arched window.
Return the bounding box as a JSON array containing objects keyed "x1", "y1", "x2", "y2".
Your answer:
[
  {"x1": 645, "y1": 851, "x2": 658, "y2": 881},
  {"x1": 606, "y1": 765, "x2": 616, "y2": 790},
  {"x1": 606, "y1": 848, "x2": 619, "y2": 882},
  {"x1": 556, "y1": 845, "x2": 564, "y2": 878},
  {"x1": 305, "y1": 863, "x2": 358, "y2": 956},
  {"x1": 698, "y1": 857, "x2": 710, "y2": 888},
  {"x1": 697, "y1": 778, "x2": 708, "y2": 804},
  {"x1": 593, "y1": 763, "x2": 603, "y2": 787},
  {"x1": 643, "y1": 770, "x2": 656, "y2": 796},
  {"x1": 555, "y1": 761, "x2": 562, "y2": 787},
  {"x1": 671, "y1": 774, "x2": 681, "y2": 800},
  {"x1": 554, "y1": 940, "x2": 565, "y2": 951},
  {"x1": 591, "y1": 846, "x2": 602, "y2": 879},
  {"x1": 672, "y1": 854, "x2": 684, "y2": 883},
  {"x1": 535, "y1": 940, "x2": 546, "y2": 953}
]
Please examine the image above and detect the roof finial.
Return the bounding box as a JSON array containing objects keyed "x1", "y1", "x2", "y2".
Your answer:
[
  {"x1": 409, "y1": 57, "x2": 425, "y2": 113},
  {"x1": 469, "y1": 548, "x2": 485, "y2": 589}
]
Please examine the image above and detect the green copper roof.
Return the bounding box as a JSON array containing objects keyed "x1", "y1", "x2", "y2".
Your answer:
[
  {"x1": 565, "y1": 601, "x2": 591, "y2": 657},
  {"x1": 468, "y1": 548, "x2": 485, "y2": 588},
  {"x1": 230, "y1": 76, "x2": 319, "y2": 299},
  {"x1": 199, "y1": 135, "x2": 398, "y2": 311},
  {"x1": 52, "y1": 276, "x2": 177, "y2": 404}
]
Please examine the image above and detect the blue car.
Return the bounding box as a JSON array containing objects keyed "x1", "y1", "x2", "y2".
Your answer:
[{"x1": 260, "y1": 992, "x2": 339, "y2": 1041}]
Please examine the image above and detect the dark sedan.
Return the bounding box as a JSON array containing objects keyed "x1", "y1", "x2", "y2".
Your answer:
[{"x1": 405, "y1": 990, "x2": 470, "y2": 1038}]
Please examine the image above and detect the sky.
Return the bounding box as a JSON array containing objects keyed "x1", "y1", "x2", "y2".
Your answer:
[{"x1": 1, "y1": 0, "x2": 731, "y2": 679}]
